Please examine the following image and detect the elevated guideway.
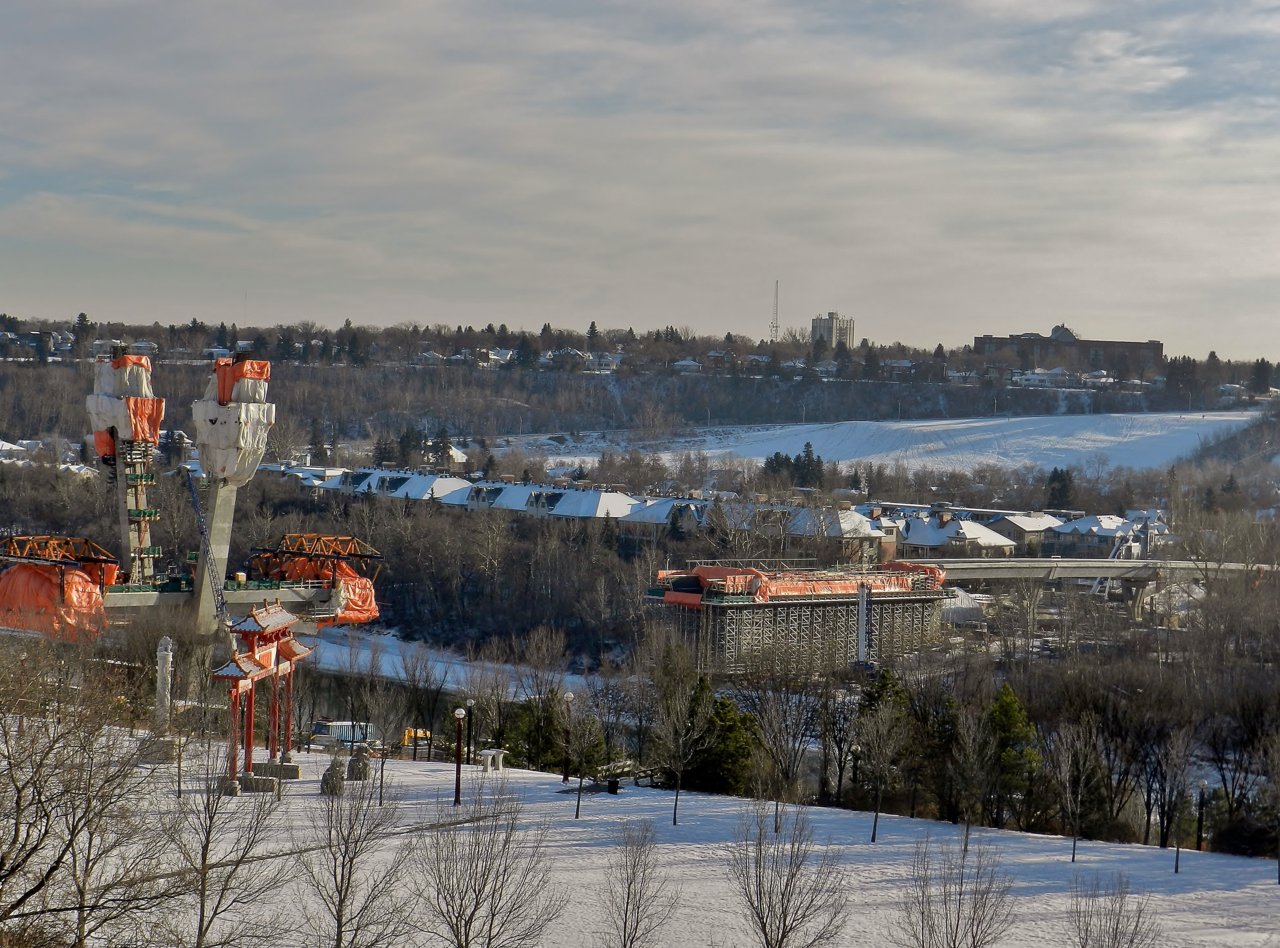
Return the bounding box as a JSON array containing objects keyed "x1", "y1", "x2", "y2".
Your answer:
[{"x1": 905, "y1": 557, "x2": 1272, "y2": 583}]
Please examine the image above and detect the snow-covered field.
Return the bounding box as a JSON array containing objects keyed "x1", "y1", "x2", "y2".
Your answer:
[
  {"x1": 512, "y1": 412, "x2": 1255, "y2": 474},
  {"x1": 256, "y1": 754, "x2": 1276, "y2": 948}
]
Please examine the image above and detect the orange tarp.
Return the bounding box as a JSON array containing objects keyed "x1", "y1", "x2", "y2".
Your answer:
[
  {"x1": 124, "y1": 397, "x2": 165, "y2": 444},
  {"x1": 214, "y1": 358, "x2": 271, "y2": 403},
  {"x1": 93, "y1": 430, "x2": 115, "y2": 459},
  {"x1": 0, "y1": 564, "x2": 106, "y2": 642},
  {"x1": 111, "y1": 354, "x2": 152, "y2": 372},
  {"x1": 272, "y1": 558, "x2": 379, "y2": 627}
]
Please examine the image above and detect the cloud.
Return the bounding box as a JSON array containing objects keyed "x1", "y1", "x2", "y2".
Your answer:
[{"x1": 0, "y1": 0, "x2": 1276, "y2": 357}]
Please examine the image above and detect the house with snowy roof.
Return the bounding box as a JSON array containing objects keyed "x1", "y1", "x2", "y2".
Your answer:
[
  {"x1": 619, "y1": 497, "x2": 707, "y2": 541},
  {"x1": 987, "y1": 512, "x2": 1064, "y2": 555},
  {"x1": 784, "y1": 505, "x2": 886, "y2": 561},
  {"x1": 1042, "y1": 514, "x2": 1140, "y2": 558},
  {"x1": 899, "y1": 511, "x2": 1016, "y2": 558},
  {"x1": 527, "y1": 485, "x2": 641, "y2": 520}
]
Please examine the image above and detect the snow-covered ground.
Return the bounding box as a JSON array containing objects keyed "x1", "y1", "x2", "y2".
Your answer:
[
  {"x1": 508, "y1": 412, "x2": 1255, "y2": 474},
  {"x1": 251, "y1": 754, "x2": 1277, "y2": 947}
]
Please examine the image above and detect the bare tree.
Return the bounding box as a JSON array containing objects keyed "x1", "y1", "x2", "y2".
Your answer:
[
  {"x1": 1065, "y1": 872, "x2": 1161, "y2": 948},
  {"x1": 822, "y1": 690, "x2": 859, "y2": 807},
  {"x1": 293, "y1": 776, "x2": 413, "y2": 948},
  {"x1": 600, "y1": 821, "x2": 678, "y2": 948},
  {"x1": 725, "y1": 803, "x2": 849, "y2": 948},
  {"x1": 586, "y1": 657, "x2": 631, "y2": 762},
  {"x1": 55, "y1": 715, "x2": 176, "y2": 948},
  {"x1": 649, "y1": 632, "x2": 716, "y2": 826},
  {"x1": 892, "y1": 838, "x2": 1013, "y2": 948},
  {"x1": 857, "y1": 698, "x2": 908, "y2": 843},
  {"x1": 409, "y1": 781, "x2": 566, "y2": 948},
  {"x1": 466, "y1": 640, "x2": 514, "y2": 756},
  {"x1": 401, "y1": 641, "x2": 451, "y2": 759},
  {"x1": 1042, "y1": 714, "x2": 1100, "y2": 863},
  {"x1": 564, "y1": 695, "x2": 604, "y2": 819},
  {"x1": 163, "y1": 759, "x2": 284, "y2": 948},
  {"x1": 360, "y1": 675, "x2": 409, "y2": 806},
  {"x1": 949, "y1": 709, "x2": 998, "y2": 853},
  {"x1": 733, "y1": 662, "x2": 824, "y2": 832},
  {"x1": 0, "y1": 646, "x2": 173, "y2": 944}
]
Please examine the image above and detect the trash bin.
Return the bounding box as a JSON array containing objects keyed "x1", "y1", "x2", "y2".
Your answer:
[{"x1": 607, "y1": 778, "x2": 620, "y2": 794}]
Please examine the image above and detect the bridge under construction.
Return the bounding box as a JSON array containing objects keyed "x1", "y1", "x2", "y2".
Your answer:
[{"x1": 647, "y1": 560, "x2": 948, "y2": 673}]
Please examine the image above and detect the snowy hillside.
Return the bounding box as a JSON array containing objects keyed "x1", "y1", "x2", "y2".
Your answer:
[
  {"x1": 518, "y1": 412, "x2": 1254, "y2": 474},
  {"x1": 261, "y1": 754, "x2": 1277, "y2": 947}
]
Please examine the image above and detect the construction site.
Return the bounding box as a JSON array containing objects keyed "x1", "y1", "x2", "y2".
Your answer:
[
  {"x1": 0, "y1": 348, "x2": 382, "y2": 790},
  {"x1": 646, "y1": 560, "x2": 948, "y2": 673}
]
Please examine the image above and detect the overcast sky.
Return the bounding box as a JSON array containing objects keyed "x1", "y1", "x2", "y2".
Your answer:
[{"x1": 2, "y1": 1, "x2": 1278, "y2": 358}]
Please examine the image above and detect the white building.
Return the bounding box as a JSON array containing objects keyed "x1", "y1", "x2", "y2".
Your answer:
[{"x1": 810, "y1": 312, "x2": 855, "y2": 350}]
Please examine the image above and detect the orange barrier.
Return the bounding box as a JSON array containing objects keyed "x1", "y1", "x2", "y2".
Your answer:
[{"x1": 0, "y1": 564, "x2": 106, "y2": 641}]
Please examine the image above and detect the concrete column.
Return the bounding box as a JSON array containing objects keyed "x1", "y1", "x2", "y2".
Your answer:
[{"x1": 193, "y1": 481, "x2": 238, "y2": 635}]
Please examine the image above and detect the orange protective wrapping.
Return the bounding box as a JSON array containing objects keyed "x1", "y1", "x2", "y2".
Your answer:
[
  {"x1": 81, "y1": 562, "x2": 119, "y2": 587},
  {"x1": 271, "y1": 559, "x2": 379, "y2": 626},
  {"x1": 111, "y1": 354, "x2": 152, "y2": 372},
  {"x1": 124, "y1": 397, "x2": 165, "y2": 444},
  {"x1": 212, "y1": 357, "x2": 234, "y2": 404},
  {"x1": 93, "y1": 430, "x2": 115, "y2": 458},
  {"x1": 0, "y1": 564, "x2": 106, "y2": 642},
  {"x1": 884, "y1": 561, "x2": 946, "y2": 589},
  {"x1": 664, "y1": 590, "x2": 705, "y2": 609},
  {"x1": 233, "y1": 360, "x2": 271, "y2": 382},
  {"x1": 214, "y1": 358, "x2": 270, "y2": 403}
]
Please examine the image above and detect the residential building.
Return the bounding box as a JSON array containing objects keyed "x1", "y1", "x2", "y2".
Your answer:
[{"x1": 811, "y1": 312, "x2": 855, "y2": 350}]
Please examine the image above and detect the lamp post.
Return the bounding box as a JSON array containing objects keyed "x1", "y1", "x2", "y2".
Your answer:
[
  {"x1": 453, "y1": 707, "x2": 466, "y2": 807},
  {"x1": 1197, "y1": 779, "x2": 1208, "y2": 851},
  {"x1": 562, "y1": 692, "x2": 574, "y2": 784},
  {"x1": 466, "y1": 698, "x2": 475, "y2": 766}
]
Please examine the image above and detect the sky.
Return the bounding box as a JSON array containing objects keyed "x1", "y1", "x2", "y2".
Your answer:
[{"x1": 2, "y1": 1, "x2": 1279, "y2": 358}]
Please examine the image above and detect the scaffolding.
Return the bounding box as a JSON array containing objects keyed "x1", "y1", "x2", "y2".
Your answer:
[{"x1": 648, "y1": 561, "x2": 946, "y2": 673}]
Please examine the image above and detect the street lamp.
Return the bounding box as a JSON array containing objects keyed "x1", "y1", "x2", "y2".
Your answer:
[
  {"x1": 453, "y1": 707, "x2": 466, "y2": 807},
  {"x1": 1197, "y1": 779, "x2": 1208, "y2": 851},
  {"x1": 562, "y1": 692, "x2": 574, "y2": 784},
  {"x1": 466, "y1": 698, "x2": 475, "y2": 766}
]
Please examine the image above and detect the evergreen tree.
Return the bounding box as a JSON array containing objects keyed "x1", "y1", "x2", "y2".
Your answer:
[
  {"x1": 1250, "y1": 358, "x2": 1273, "y2": 394},
  {"x1": 683, "y1": 695, "x2": 755, "y2": 796},
  {"x1": 1046, "y1": 467, "x2": 1076, "y2": 509},
  {"x1": 514, "y1": 334, "x2": 538, "y2": 368},
  {"x1": 586, "y1": 320, "x2": 600, "y2": 349},
  {"x1": 792, "y1": 442, "x2": 824, "y2": 489},
  {"x1": 862, "y1": 347, "x2": 880, "y2": 380},
  {"x1": 762, "y1": 452, "x2": 794, "y2": 482}
]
